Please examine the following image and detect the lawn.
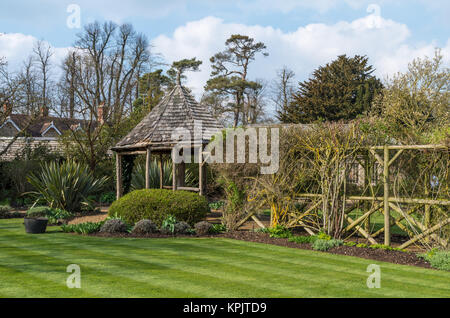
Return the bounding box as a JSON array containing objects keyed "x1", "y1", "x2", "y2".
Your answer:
[{"x1": 0, "y1": 218, "x2": 449, "y2": 298}]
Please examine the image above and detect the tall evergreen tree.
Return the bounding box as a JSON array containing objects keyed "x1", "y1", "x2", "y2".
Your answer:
[
  {"x1": 205, "y1": 34, "x2": 268, "y2": 127},
  {"x1": 281, "y1": 55, "x2": 382, "y2": 123}
]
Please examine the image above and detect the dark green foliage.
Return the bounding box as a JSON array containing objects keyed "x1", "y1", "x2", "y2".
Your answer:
[
  {"x1": 0, "y1": 143, "x2": 63, "y2": 207},
  {"x1": 99, "y1": 219, "x2": 127, "y2": 234},
  {"x1": 133, "y1": 69, "x2": 171, "y2": 114},
  {"x1": 131, "y1": 219, "x2": 157, "y2": 235},
  {"x1": 61, "y1": 221, "x2": 104, "y2": 234},
  {"x1": 161, "y1": 215, "x2": 177, "y2": 234},
  {"x1": 122, "y1": 155, "x2": 136, "y2": 195},
  {"x1": 288, "y1": 235, "x2": 317, "y2": 244},
  {"x1": 0, "y1": 205, "x2": 21, "y2": 219},
  {"x1": 26, "y1": 206, "x2": 72, "y2": 224},
  {"x1": 210, "y1": 223, "x2": 227, "y2": 234},
  {"x1": 168, "y1": 58, "x2": 202, "y2": 85},
  {"x1": 26, "y1": 206, "x2": 50, "y2": 218},
  {"x1": 206, "y1": 34, "x2": 268, "y2": 127},
  {"x1": 312, "y1": 239, "x2": 344, "y2": 251},
  {"x1": 267, "y1": 225, "x2": 292, "y2": 238},
  {"x1": 108, "y1": 189, "x2": 209, "y2": 226},
  {"x1": 209, "y1": 201, "x2": 225, "y2": 210},
  {"x1": 27, "y1": 160, "x2": 108, "y2": 212},
  {"x1": 194, "y1": 221, "x2": 213, "y2": 235},
  {"x1": 280, "y1": 55, "x2": 382, "y2": 123},
  {"x1": 130, "y1": 160, "x2": 196, "y2": 190},
  {"x1": 99, "y1": 192, "x2": 116, "y2": 204}
]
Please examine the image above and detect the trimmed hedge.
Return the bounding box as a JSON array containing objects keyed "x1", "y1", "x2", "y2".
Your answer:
[{"x1": 108, "y1": 189, "x2": 209, "y2": 226}]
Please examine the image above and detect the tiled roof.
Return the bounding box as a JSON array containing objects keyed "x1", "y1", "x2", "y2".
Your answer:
[{"x1": 3, "y1": 114, "x2": 91, "y2": 137}]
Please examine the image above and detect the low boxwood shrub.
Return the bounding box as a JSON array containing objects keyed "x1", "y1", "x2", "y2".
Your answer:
[{"x1": 108, "y1": 189, "x2": 209, "y2": 226}]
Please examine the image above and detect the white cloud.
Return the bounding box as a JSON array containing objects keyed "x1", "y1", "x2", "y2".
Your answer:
[
  {"x1": 0, "y1": 33, "x2": 71, "y2": 75},
  {"x1": 152, "y1": 13, "x2": 450, "y2": 100}
]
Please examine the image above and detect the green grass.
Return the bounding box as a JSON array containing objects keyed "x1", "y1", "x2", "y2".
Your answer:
[{"x1": 0, "y1": 219, "x2": 449, "y2": 298}]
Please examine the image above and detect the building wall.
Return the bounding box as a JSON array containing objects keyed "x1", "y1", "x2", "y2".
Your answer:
[{"x1": 0, "y1": 137, "x2": 61, "y2": 161}]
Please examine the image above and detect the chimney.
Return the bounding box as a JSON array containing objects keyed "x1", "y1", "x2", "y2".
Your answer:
[
  {"x1": 97, "y1": 103, "x2": 106, "y2": 124},
  {"x1": 40, "y1": 106, "x2": 49, "y2": 117},
  {"x1": 3, "y1": 101, "x2": 11, "y2": 115}
]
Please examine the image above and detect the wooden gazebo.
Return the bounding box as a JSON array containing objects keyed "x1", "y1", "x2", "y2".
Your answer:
[{"x1": 111, "y1": 81, "x2": 223, "y2": 198}]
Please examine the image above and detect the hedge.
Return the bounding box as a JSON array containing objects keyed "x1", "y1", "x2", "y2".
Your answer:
[{"x1": 108, "y1": 189, "x2": 209, "y2": 226}]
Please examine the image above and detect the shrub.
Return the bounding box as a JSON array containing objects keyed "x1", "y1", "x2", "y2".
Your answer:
[
  {"x1": 356, "y1": 243, "x2": 368, "y2": 248},
  {"x1": 419, "y1": 249, "x2": 450, "y2": 271},
  {"x1": 174, "y1": 221, "x2": 191, "y2": 235},
  {"x1": 100, "y1": 219, "x2": 127, "y2": 234},
  {"x1": 26, "y1": 206, "x2": 72, "y2": 224},
  {"x1": 99, "y1": 192, "x2": 116, "y2": 204},
  {"x1": 312, "y1": 239, "x2": 344, "y2": 251},
  {"x1": 267, "y1": 225, "x2": 292, "y2": 238},
  {"x1": 0, "y1": 205, "x2": 10, "y2": 213},
  {"x1": 288, "y1": 235, "x2": 317, "y2": 244},
  {"x1": 194, "y1": 221, "x2": 212, "y2": 235},
  {"x1": 209, "y1": 201, "x2": 225, "y2": 210},
  {"x1": 108, "y1": 189, "x2": 209, "y2": 226},
  {"x1": 61, "y1": 221, "x2": 104, "y2": 234},
  {"x1": 161, "y1": 215, "x2": 177, "y2": 235},
  {"x1": 27, "y1": 160, "x2": 108, "y2": 212},
  {"x1": 131, "y1": 219, "x2": 157, "y2": 235},
  {"x1": 317, "y1": 232, "x2": 332, "y2": 241},
  {"x1": 26, "y1": 206, "x2": 50, "y2": 218},
  {"x1": 344, "y1": 241, "x2": 357, "y2": 247},
  {"x1": 0, "y1": 205, "x2": 22, "y2": 219},
  {"x1": 369, "y1": 244, "x2": 404, "y2": 252},
  {"x1": 210, "y1": 223, "x2": 227, "y2": 234}
]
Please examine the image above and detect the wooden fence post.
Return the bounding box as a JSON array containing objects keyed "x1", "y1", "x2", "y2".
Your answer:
[
  {"x1": 145, "y1": 148, "x2": 151, "y2": 189},
  {"x1": 383, "y1": 145, "x2": 390, "y2": 246},
  {"x1": 159, "y1": 154, "x2": 164, "y2": 189}
]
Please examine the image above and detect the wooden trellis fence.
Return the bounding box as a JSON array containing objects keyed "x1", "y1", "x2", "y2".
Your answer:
[{"x1": 239, "y1": 144, "x2": 450, "y2": 248}]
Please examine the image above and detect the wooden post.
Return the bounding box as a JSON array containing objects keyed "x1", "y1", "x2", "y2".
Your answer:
[
  {"x1": 172, "y1": 159, "x2": 177, "y2": 191},
  {"x1": 159, "y1": 154, "x2": 164, "y2": 189},
  {"x1": 383, "y1": 145, "x2": 390, "y2": 246},
  {"x1": 145, "y1": 147, "x2": 151, "y2": 189},
  {"x1": 363, "y1": 154, "x2": 370, "y2": 232},
  {"x1": 177, "y1": 161, "x2": 185, "y2": 187},
  {"x1": 424, "y1": 174, "x2": 431, "y2": 241},
  {"x1": 115, "y1": 153, "x2": 123, "y2": 199},
  {"x1": 199, "y1": 146, "x2": 204, "y2": 195}
]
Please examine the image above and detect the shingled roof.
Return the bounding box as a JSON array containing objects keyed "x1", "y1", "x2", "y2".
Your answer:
[{"x1": 113, "y1": 83, "x2": 223, "y2": 151}]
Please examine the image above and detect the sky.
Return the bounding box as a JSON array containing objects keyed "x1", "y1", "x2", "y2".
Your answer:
[{"x1": 0, "y1": 0, "x2": 449, "y2": 106}]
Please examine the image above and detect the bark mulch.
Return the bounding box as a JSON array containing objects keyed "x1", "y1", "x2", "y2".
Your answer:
[{"x1": 218, "y1": 231, "x2": 432, "y2": 269}]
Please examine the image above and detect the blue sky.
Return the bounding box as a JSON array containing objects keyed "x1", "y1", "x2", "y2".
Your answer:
[{"x1": 1, "y1": 0, "x2": 449, "y2": 99}]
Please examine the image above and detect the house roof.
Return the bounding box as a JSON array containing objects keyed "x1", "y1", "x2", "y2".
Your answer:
[
  {"x1": 3, "y1": 114, "x2": 90, "y2": 137},
  {"x1": 113, "y1": 83, "x2": 223, "y2": 151}
]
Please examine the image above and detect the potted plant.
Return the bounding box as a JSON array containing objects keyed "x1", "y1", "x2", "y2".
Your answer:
[{"x1": 24, "y1": 207, "x2": 49, "y2": 234}]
